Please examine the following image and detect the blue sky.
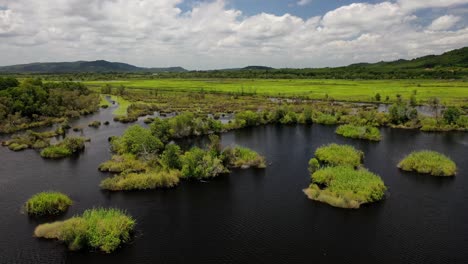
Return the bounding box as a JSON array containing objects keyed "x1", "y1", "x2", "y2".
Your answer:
[
  {"x1": 179, "y1": 0, "x2": 386, "y2": 19},
  {"x1": 0, "y1": 0, "x2": 467, "y2": 69}
]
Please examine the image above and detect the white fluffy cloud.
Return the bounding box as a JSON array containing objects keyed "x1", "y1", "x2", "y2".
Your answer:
[
  {"x1": 428, "y1": 15, "x2": 461, "y2": 31},
  {"x1": 297, "y1": 0, "x2": 312, "y2": 6},
  {"x1": 0, "y1": 0, "x2": 467, "y2": 69}
]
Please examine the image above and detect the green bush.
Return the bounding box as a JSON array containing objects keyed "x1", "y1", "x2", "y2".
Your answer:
[
  {"x1": 34, "y1": 208, "x2": 135, "y2": 253},
  {"x1": 222, "y1": 146, "x2": 266, "y2": 168},
  {"x1": 100, "y1": 170, "x2": 180, "y2": 191},
  {"x1": 398, "y1": 150, "x2": 457, "y2": 176},
  {"x1": 336, "y1": 124, "x2": 381, "y2": 141},
  {"x1": 25, "y1": 192, "x2": 72, "y2": 215},
  {"x1": 99, "y1": 154, "x2": 148, "y2": 173},
  {"x1": 112, "y1": 125, "x2": 163, "y2": 156},
  {"x1": 160, "y1": 144, "x2": 182, "y2": 169},
  {"x1": 314, "y1": 144, "x2": 363, "y2": 167},
  {"x1": 181, "y1": 147, "x2": 227, "y2": 179},
  {"x1": 304, "y1": 166, "x2": 387, "y2": 209},
  {"x1": 88, "y1": 120, "x2": 101, "y2": 128}
]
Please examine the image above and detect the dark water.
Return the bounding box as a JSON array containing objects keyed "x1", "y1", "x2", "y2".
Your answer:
[{"x1": 0, "y1": 105, "x2": 467, "y2": 264}]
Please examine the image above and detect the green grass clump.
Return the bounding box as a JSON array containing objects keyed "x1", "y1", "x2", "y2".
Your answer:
[
  {"x1": 99, "y1": 154, "x2": 148, "y2": 173},
  {"x1": 8, "y1": 143, "x2": 29, "y2": 151},
  {"x1": 100, "y1": 170, "x2": 180, "y2": 191},
  {"x1": 304, "y1": 166, "x2": 387, "y2": 209},
  {"x1": 314, "y1": 143, "x2": 363, "y2": 167},
  {"x1": 111, "y1": 96, "x2": 131, "y2": 116},
  {"x1": 336, "y1": 124, "x2": 381, "y2": 141},
  {"x1": 398, "y1": 150, "x2": 457, "y2": 176},
  {"x1": 25, "y1": 192, "x2": 72, "y2": 215},
  {"x1": 34, "y1": 208, "x2": 135, "y2": 253},
  {"x1": 40, "y1": 137, "x2": 86, "y2": 159},
  {"x1": 88, "y1": 120, "x2": 101, "y2": 128},
  {"x1": 223, "y1": 146, "x2": 266, "y2": 169}
]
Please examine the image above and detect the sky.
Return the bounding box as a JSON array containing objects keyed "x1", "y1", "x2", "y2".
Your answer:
[{"x1": 0, "y1": 0, "x2": 467, "y2": 70}]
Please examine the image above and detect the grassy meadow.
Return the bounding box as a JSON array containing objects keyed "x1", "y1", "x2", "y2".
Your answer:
[{"x1": 84, "y1": 79, "x2": 468, "y2": 106}]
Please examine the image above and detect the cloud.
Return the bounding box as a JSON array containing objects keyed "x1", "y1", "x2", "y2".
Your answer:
[
  {"x1": 397, "y1": 0, "x2": 468, "y2": 11},
  {"x1": 428, "y1": 15, "x2": 461, "y2": 31},
  {"x1": 297, "y1": 0, "x2": 312, "y2": 6},
  {"x1": 0, "y1": 0, "x2": 467, "y2": 69}
]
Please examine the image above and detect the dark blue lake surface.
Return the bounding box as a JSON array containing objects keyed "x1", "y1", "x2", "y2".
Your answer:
[{"x1": 0, "y1": 105, "x2": 467, "y2": 264}]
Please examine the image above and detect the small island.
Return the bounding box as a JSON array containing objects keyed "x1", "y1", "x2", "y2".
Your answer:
[
  {"x1": 24, "y1": 192, "x2": 72, "y2": 216},
  {"x1": 34, "y1": 208, "x2": 135, "y2": 253},
  {"x1": 336, "y1": 124, "x2": 381, "y2": 141},
  {"x1": 304, "y1": 166, "x2": 387, "y2": 209},
  {"x1": 100, "y1": 170, "x2": 181, "y2": 191},
  {"x1": 40, "y1": 137, "x2": 87, "y2": 159},
  {"x1": 398, "y1": 150, "x2": 457, "y2": 176},
  {"x1": 304, "y1": 143, "x2": 386, "y2": 209}
]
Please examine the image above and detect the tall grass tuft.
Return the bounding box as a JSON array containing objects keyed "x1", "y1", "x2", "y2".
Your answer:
[
  {"x1": 34, "y1": 208, "x2": 135, "y2": 253},
  {"x1": 25, "y1": 192, "x2": 72, "y2": 215},
  {"x1": 100, "y1": 170, "x2": 180, "y2": 191},
  {"x1": 222, "y1": 146, "x2": 266, "y2": 169}
]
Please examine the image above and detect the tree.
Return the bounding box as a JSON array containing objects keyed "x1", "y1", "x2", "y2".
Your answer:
[
  {"x1": 443, "y1": 106, "x2": 462, "y2": 124},
  {"x1": 429, "y1": 97, "x2": 441, "y2": 123},
  {"x1": 375, "y1": 93, "x2": 381, "y2": 102},
  {"x1": 101, "y1": 84, "x2": 112, "y2": 94},
  {"x1": 409, "y1": 94, "x2": 417, "y2": 107},
  {"x1": 160, "y1": 144, "x2": 182, "y2": 169},
  {"x1": 114, "y1": 125, "x2": 163, "y2": 156},
  {"x1": 116, "y1": 85, "x2": 125, "y2": 95}
]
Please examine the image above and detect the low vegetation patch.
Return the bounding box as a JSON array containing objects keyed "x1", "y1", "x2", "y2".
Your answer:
[
  {"x1": 314, "y1": 143, "x2": 363, "y2": 168},
  {"x1": 222, "y1": 146, "x2": 266, "y2": 169},
  {"x1": 34, "y1": 208, "x2": 135, "y2": 253},
  {"x1": 40, "y1": 137, "x2": 86, "y2": 159},
  {"x1": 25, "y1": 192, "x2": 72, "y2": 216},
  {"x1": 100, "y1": 170, "x2": 180, "y2": 191},
  {"x1": 99, "y1": 154, "x2": 148, "y2": 173},
  {"x1": 88, "y1": 120, "x2": 101, "y2": 128},
  {"x1": 398, "y1": 150, "x2": 457, "y2": 176},
  {"x1": 304, "y1": 166, "x2": 387, "y2": 209},
  {"x1": 336, "y1": 124, "x2": 381, "y2": 141}
]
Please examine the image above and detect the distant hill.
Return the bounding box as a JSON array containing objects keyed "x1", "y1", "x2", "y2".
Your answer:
[
  {"x1": 347, "y1": 47, "x2": 468, "y2": 69},
  {"x1": 0, "y1": 60, "x2": 187, "y2": 73}
]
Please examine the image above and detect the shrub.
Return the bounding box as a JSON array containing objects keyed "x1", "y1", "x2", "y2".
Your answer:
[
  {"x1": 88, "y1": 121, "x2": 101, "y2": 128},
  {"x1": 160, "y1": 144, "x2": 182, "y2": 169},
  {"x1": 34, "y1": 208, "x2": 135, "y2": 253},
  {"x1": 40, "y1": 137, "x2": 86, "y2": 159},
  {"x1": 398, "y1": 150, "x2": 457, "y2": 176},
  {"x1": 181, "y1": 147, "x2": 227, "y2": 179},
  {"x1": 304, "y1": 166, "x2": 386, "y2": 209},
  {"x1": 25, "y1": 192, "x2": 72, "y2": 215},
  {"x1": 222, "y1": 146, "x2": 266, "y2": 169},
  {"x1": 99, "y1": 154, "x2": 148, "y2": 173},
  {"x1": 443, "y1": 106, "x2": 463, "y2": 125},
  {"x1": 112, "y1": 125, "x2": 163, "y2": 156},
  {"x1": 100, "y1": 170, "x2": 181, "y2": 191},
  {"x1": 336, "y1": 124, "x2": 381, "y2": 141},
  {"x1": 314, "y1": 144, "x2": 363, "y2": 167}
]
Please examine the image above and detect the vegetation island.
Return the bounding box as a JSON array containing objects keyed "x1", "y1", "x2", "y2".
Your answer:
[
  {"x1": 304, "y1": 144, "x2": 387, "y2": 209},
  {"x1": 398, "y1": 151, "x2": 457, "y2": 176}
]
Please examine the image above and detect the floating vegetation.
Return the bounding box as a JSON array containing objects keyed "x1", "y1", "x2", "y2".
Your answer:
[
  {"x1": 336, "y1": 124, "x2": 381, "y2": 141},
  {"x1": 24, "y1": 192, "x2": 72, "y2": 216}
]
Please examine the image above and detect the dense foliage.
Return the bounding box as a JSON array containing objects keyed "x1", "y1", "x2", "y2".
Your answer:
[
  {"x1": 24, "y1": 192, "x2": 72, "y2": 216},
  {"x1": 398, "y1": 151, "x2": 457, "y2": 176},
  {"x1": 0, "y1": 78, "x2": 99, "y2": 133},
  {"x1": 222, "y1": 146, "x2": 266, "y2": 168},
  {"x1": 98, "y1": 154, "x2": 148, "y2": 173},
  {"x1": 34, "y1": 208, "x2": 135, "y2": 253}
]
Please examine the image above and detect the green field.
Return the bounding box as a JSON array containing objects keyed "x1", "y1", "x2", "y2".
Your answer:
[{"x1": 84, "y1": 79, "x2": 468, "y2": 106}]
